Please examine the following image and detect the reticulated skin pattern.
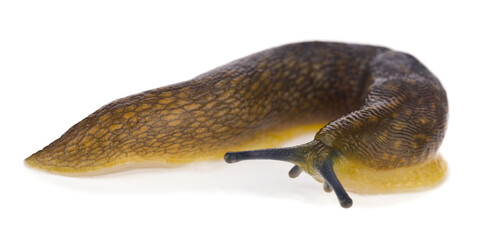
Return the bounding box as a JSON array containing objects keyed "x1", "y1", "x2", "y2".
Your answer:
[
  {"x1": 315, "y1": 51, "x2": 448, "y2": 169},
  {"x1": 25, "y1": 41, "x2": 448, "y2": 195}
]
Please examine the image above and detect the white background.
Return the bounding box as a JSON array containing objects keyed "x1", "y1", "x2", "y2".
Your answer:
[{"x1": 1, "y1": 1, "x2": 476, "y2": 239}]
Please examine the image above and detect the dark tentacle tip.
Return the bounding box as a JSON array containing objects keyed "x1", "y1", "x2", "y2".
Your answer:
[
  {"x1": 224, "y1": 152, "x2": 238, "y2": 163},
  {"x1": 288, "y1": 165, "x2": 303, "y2": 178},
  {"x1": 339, "y1": 197, "x2": 353, "y2": 208},
  {"x1": 323, "y1": 181, "x2": 333, "y2": 193}
]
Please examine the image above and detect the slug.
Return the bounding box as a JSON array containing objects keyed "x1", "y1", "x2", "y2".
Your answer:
[{"x1": 25, "y1": 41, "x2": 448, "y2": 208}]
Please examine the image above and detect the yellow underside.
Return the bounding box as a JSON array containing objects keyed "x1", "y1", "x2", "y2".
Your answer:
[
  {"x1": 25, "y1": 123, "x2": 447, "y2": 194},
  {"x1": 331, "y1": 154, "x2": 447, "y2": 194}
]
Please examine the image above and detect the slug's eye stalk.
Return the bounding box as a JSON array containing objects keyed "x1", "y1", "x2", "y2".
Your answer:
[
  {"x1": 224, "y1": 140, "x2": 353, "y2": 208},
  {"x1": 318, "y1": 154, "x2": 353, "y2": 208}
]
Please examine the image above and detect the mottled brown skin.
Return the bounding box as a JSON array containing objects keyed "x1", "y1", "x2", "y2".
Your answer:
[
  {"x1": 26, "y1": 42, "x2": 447, "y2": 206},
  {"x1": 315, "y1": 50, "x2": 448, "y2": 169}
]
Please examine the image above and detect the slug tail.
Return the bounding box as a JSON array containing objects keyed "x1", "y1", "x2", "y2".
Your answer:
[{"x1": 25, "y1": 122, "x2": 326, "y2": 176}]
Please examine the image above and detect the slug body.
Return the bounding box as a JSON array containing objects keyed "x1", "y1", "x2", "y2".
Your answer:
[{"x1": 25, "y1": 42, "x2": 448, "y2": 207}]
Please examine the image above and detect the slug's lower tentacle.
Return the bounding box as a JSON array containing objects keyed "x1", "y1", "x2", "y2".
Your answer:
[
  {"x1": 288, "y1": 165, "x2": 303, "y2": 178},
  {"x1": 323, "y1": 181, "x2": 332, "y2": 193}
]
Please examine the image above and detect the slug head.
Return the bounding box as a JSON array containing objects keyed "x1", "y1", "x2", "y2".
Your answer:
[{"x1": 224, "y1": 140, "x2": 353, "y2": 208}]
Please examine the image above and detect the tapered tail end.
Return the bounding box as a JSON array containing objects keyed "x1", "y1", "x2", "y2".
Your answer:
[{"x1": 24, "y1": 152, "x2": 43, "y2": 169}]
